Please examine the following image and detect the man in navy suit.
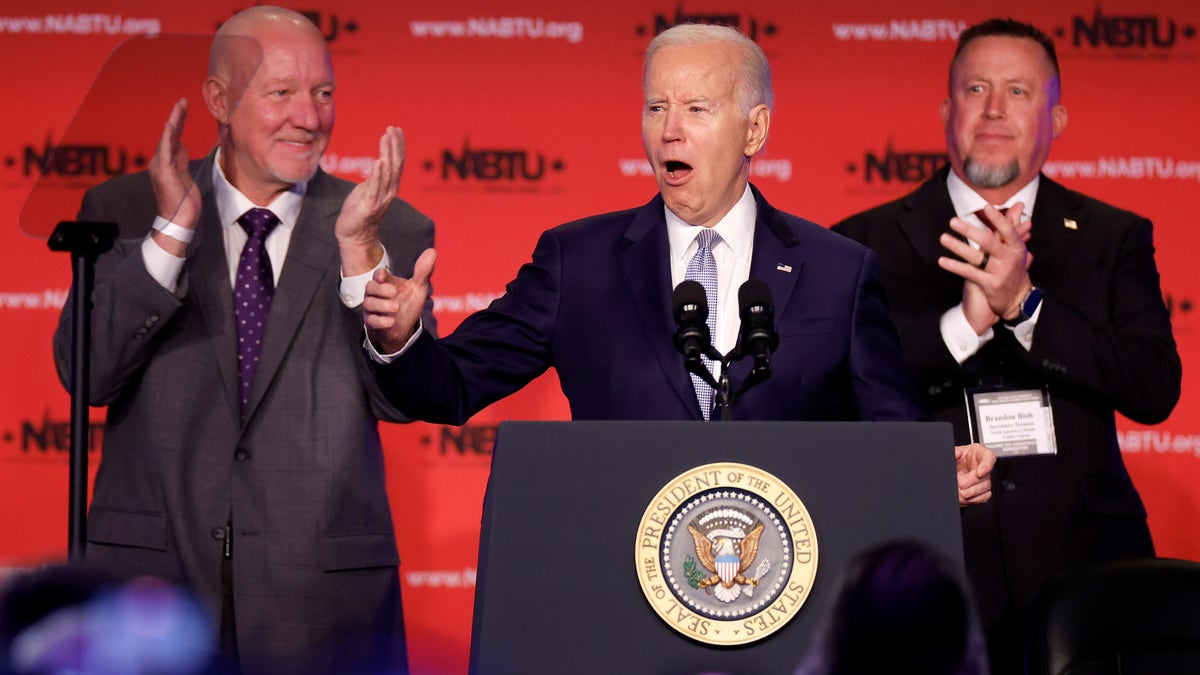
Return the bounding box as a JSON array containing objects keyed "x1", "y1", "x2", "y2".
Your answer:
[
  {"x1": 834, "y1": 18, "x2": 1181, "y2": 672},
  {"x1": 364, "y1": 23, "x2": 994, "y2": 502}
]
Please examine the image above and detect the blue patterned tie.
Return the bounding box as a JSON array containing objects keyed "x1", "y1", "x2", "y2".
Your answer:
[
  {"x1": 684, "y1": 228, "x2": 721, "y2": 420},
  {"x1": 234, "y1": 208, "x2": 279, "y2": 417}
]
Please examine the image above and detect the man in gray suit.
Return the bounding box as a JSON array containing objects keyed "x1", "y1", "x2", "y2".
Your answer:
[{"x1": 52, "y1": 7, "x2": 433, "y2": 673}]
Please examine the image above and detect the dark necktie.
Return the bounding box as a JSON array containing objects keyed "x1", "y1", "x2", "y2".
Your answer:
[
  {"x1": 684, "y1": 228, "x2": 721, "y2": 420},
  {"x1": 974, "y1": 207, "x2": 1009, "y2": 231},
  {"x1": 234, "y1": 208, "x2": 279, "y2": 416}
]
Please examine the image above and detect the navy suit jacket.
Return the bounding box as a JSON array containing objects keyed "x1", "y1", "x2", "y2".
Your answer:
[
  {"x1": 834, "y1": 169, "x2": 1181, "y2": 625},
  {"x1": 380, "y1": 185, "x2": 925, "y2": 424}
]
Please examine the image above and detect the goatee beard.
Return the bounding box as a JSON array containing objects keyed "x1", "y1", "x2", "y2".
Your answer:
[{"x1": 964, "y1": 158, "x2": 1020, "y2": 189}]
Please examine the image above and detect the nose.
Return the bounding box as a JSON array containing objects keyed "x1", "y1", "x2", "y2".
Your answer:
[
  {"x1": 661, "y1": 107, "x2": 684, "y2": 142},
  {"x1": 290, "y1": 93, "x2": 321, "y2": 130},
  {"x1": 983, "y1": 90, "x2": 1006, "y2": 119}
]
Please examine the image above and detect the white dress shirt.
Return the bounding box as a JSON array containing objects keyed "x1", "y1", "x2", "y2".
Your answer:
[
  {"x1": 666, "y1": 184, "x2": 757, "y2": 374},
  {"x1": 140, "y1": 152, "x2": 384, "y2": 305}
]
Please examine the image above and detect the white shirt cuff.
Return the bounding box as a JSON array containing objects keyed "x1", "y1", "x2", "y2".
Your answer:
[
  {"x1": 142, "y1": 223, "x2": 186, "y2": 293},
  {"x1": 1004, "y1": 302, "x2": 1041, "y2": 351},
  {"x1": 940, "y1": 303, "x2": 994, "y2": 364},
  {"x1": 339, "y1": 248, "x2": 391, "y2": 307},
  {"x1": 363, "y1": 320, "x2": 425, "y2": 364}
]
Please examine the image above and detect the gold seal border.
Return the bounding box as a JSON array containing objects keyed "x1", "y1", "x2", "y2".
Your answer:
[{"x1": 634, "y1": 462, "x2": 818, "y2": 646}]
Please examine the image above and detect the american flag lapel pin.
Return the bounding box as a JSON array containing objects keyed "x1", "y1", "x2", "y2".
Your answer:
[{"x1": 777, "y1": 263, "x2": 793, "y2": 273}]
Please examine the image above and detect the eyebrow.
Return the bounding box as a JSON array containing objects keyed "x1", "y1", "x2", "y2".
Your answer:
[{"x1": 644, "y1": 95, "x2": 714, "y2": 104}]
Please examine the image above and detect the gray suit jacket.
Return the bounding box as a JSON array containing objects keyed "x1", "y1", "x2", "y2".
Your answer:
[{"x1": 53, "y1": 159, "x2": 435, "y2": 674}]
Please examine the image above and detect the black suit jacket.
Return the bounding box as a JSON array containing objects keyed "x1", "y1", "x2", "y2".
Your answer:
[
  {"x1": 378, "y1": 185, "x2": 927, "y2": 425},
  {"x1": 834, "y1": 169, "x2": 1181, "y2": 624},
  {"x1": 53, "y1": 159, "x2": 435, "y2": 674}
]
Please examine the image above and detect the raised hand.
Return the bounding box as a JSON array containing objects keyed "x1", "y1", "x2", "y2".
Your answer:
[
  {"x1": 336, "y1": 126, "x2": 405, "y2": 276},
  {"x1": 149, "y1": 99, "x2": 202, "y2": 255},
  {"x1": 938, "y1": 202, "x2": 1035, "y2": 323}
]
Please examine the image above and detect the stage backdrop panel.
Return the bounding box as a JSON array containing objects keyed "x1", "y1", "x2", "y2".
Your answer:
[{"x1": 2, "y1": 2, "x2": 1197, "y2": 674}]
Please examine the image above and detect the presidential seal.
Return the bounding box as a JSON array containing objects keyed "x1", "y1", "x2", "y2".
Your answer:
[{"x1": 635, "y1": 462, "x2": 818, "y2": 646}]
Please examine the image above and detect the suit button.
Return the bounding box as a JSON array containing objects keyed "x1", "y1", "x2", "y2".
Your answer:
[
  {"x1": 234, "y1": 448, "x2": 249, "y2": 462},
  {"x1": 1001, "y1": 479, "x2": 1016, "y2": 492},
  {"x1": 211, "y1": 527, "x2": 225, "y2": 540}
]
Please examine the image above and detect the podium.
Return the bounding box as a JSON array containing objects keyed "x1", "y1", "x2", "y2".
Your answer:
[{"x1": 469, "y1": 421, "x2": 964, "y2": 675}]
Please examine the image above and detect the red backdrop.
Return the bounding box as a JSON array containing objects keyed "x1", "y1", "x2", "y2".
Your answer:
[{"x1": 3, "y1": 2, "x2": 1197, "y2": 673}]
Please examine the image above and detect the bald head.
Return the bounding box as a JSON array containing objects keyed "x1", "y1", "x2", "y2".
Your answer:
[
  {"x1": 209, "y1": 6, "x2": 326, "y2": 84},
  {"x1": 202, "y1": 5, "x2": 335, "y2": 204}
]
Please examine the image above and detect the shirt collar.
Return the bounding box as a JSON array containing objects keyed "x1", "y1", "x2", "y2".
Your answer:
[
  {"x1": 946, "y1": 170, "x2": 1039, "y2": 221},
  {"x1": 212, "y1": 148, "x2": 307, "y2": 231},
  {"x1": 666, "y1": 184, "x2": 756, "y2": 261}
]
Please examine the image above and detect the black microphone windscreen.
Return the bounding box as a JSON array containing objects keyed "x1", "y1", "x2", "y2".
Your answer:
[
  {"x1": 738, "y1": 279, "x2": 772, "y2": 311},
  {"x1": 674, "y1": 279, "x2": 707, "y2": 309}
]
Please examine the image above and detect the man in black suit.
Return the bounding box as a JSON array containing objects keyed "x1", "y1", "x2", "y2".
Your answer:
[
  {"x1": 834, "y1": 18, "x2": 1181, "y2": 672},
  {"x1": 52, "y1": 6, "x2": 433, "y2": 673},
  {"x1": 361, "y1": 24, "x2": 995, "y2": 500}
]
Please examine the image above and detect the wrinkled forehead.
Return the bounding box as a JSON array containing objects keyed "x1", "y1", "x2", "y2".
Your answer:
[
  {"x1": 254, "y1": 33, "x2": 333, "y2": 83},
  {"x1": 644, "y1": 42, "x2": 739, "y2": 98}
]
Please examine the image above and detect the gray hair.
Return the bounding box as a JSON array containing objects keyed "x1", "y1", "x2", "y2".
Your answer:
[{"x1": 644, "y1": 23, "x2": 773, "y2": 113}]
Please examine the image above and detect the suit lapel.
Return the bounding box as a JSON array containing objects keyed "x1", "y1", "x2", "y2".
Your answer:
[
  {"x1": 898, "y1": 173, "x2": 957, "y2": 269},
  {"x1": 898, "y1": 171, "x2": 986, "y2": 299},
  {"x1": 1027, "y1": 176, "x2": 1083, "y2": 290},
  {"x1": 243, "y1": 171, "x2": 341, "y2": 421},
  {"x1": 727, "y1": 187, "x2": 803, "y2": 389},
  {"x1": 619, "y1": 195, "x2": 704, "y2": 418},
  {"x1": 186, "y1": 164, "x2": 243, "y2": 422},
  {"x1": 747, "y1": 186, "x2": 802, "y2": 321}
]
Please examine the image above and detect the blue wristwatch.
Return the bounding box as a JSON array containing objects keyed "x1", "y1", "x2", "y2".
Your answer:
[{"x1": 1003, "y1": 287, "x2": 1043, "y2": 327}]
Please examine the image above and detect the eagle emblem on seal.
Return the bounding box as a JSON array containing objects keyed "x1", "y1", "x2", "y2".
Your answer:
[{"x1": 686, "y1": 507, "x2": 772, "y2": 603}]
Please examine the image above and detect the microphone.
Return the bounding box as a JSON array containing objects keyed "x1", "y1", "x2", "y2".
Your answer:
[
  {"x1": 673, "y1": 280, "x2": 713, "y2": 366},
  {"x1": 737, "y1": 280, "x2": 778, "y2": 375}
]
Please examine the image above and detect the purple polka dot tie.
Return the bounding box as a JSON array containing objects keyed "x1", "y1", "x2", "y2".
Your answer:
[
  {"x1": 684, "y1": 228, "x2": 721, "y2": 420},
  {"x1": 235, "y1": 208, "x2": 279, "y2": 417}
]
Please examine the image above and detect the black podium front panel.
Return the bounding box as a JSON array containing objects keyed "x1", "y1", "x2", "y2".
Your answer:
[{"x1": 469, "y1": 421, "x2": 962, "y2": 675}]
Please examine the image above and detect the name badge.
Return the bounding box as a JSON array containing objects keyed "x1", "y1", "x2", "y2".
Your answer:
[{"x1": 965, "y1": 386, "x2": 1057, "y2": 457}]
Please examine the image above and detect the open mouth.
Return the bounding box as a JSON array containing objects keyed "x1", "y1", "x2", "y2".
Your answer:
[{"x1": 665, "y1": 160, "x2": 692, "y2": 179}]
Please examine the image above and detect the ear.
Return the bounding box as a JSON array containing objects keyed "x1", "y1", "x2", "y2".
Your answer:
[
  {"x1": 203, "y1": 76, "x2": 230, "y2": 126},
  {"x1": 939, "y1": 97, "x2": 951, "y2": 127},
  {"x1": 1051, "y1": 103, "x2": 1068, "y2": 139},
  {"x1": 743, "y1": 104, "x2": 770, "y2": 157}
]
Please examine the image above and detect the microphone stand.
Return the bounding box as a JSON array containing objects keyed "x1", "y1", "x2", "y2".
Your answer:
[
  {"x1": 49, "y1": 220, "x2": 117, "y2": 562},
  {"x1": 673, "y1": 279, "x2": 777, "y2": 422},
  {"x1": 686, "y1": 347, "x2": 770, "y2": 422}
]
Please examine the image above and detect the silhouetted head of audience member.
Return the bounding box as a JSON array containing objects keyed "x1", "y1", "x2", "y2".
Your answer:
[
  {"x1": 0, "y1": 564, "x2": 217, "y2": 674},
  {"x1": 796, "y1": 540, "x2": 988, "y2": 675}
]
